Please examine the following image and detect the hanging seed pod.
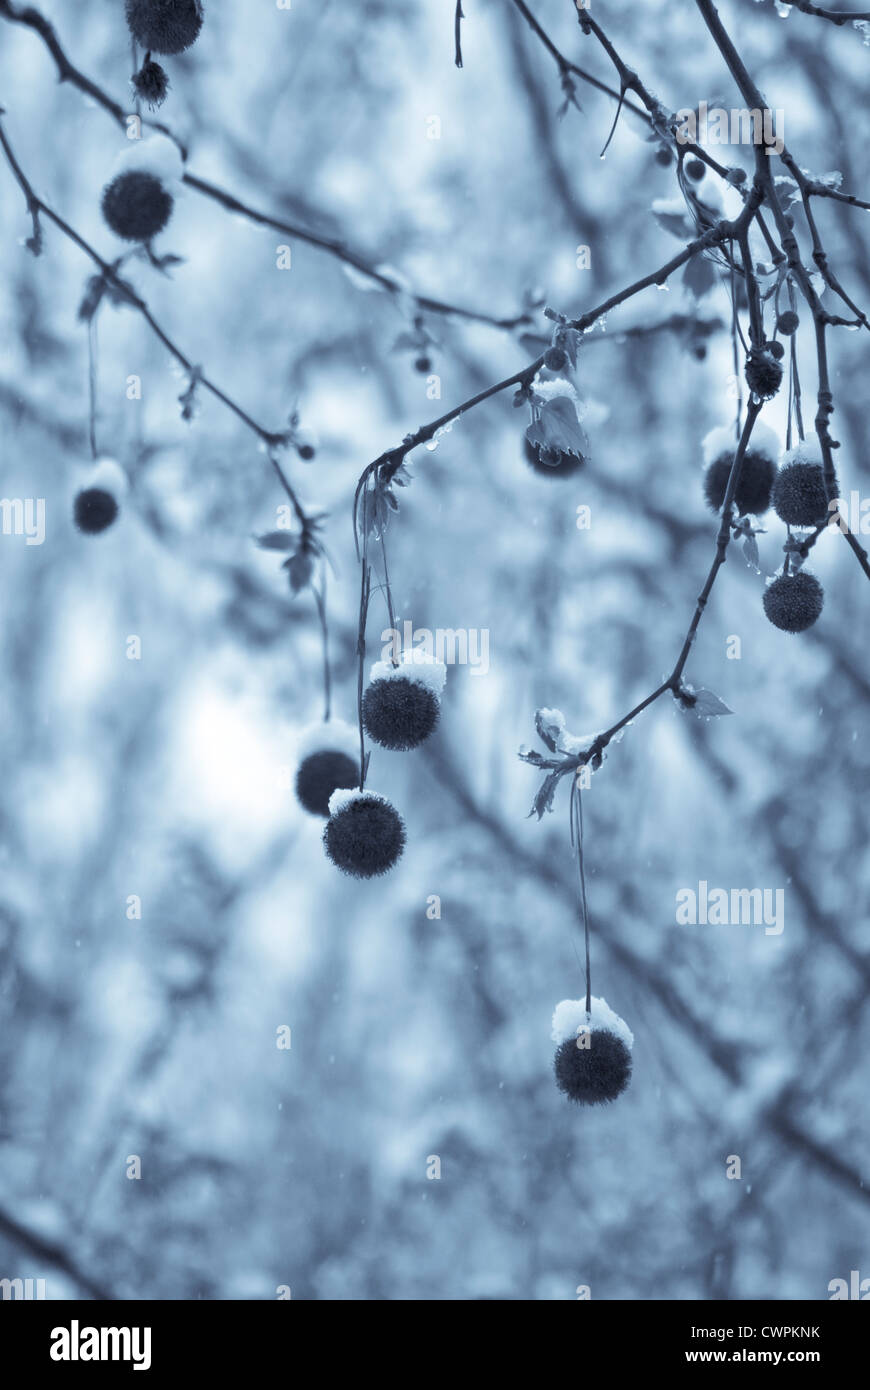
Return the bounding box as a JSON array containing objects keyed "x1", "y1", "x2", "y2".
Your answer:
[
  {"x1": 125, "y1": 0, "x2": 204, "y2": 55},
  {"x1": 763, "y1": 570, "x2": 824, "y2": 633},
  {"x1": 362, "y1": 650, "x2": 446, "y2": 752},
  {"x1": 551, "y1": 997, "x2": 634, "y2": 1105},
  {"x1": 72, "y1": 457, "x2": 128, "y2": 536},
  {"x1": 323, "y1": 789, "x2": 406, "y2": 879},
  {"x1": 294, "y1": 720, "x2": 359, "y2": 818}
]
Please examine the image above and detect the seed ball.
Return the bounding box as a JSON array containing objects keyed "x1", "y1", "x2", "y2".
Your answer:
[
  {"x1": 363, "y1": 675, "x2": 440, "y2": 751},
  {"x1": 524, "y1": 438, "x2": 584, "y2": 479},
  {"x1": 295, "y1": 750, "x2": 359, "y2": 818},
  {"x1": 296, "y1": 443, "x2": 316, "y2": 461},
  {"x1": 745, "y1": 348, "x2": 783, "y2": 400},
  {"x1": 704, "y1": 448, "x2": 776, "y2": 517},
  {"x1": 414, "y1": 355, "x2": 432, "y2": 374},
  {"x1": 768, "y1": 340, "x2": 785, "y2": 361},
  {"x1": 543, "y1": 345, "x2": 568, "y2": 372},
  {"x1": 323, "y1": 794, "x2": 406, "y2": 878},
  {"x1": 553, "y1": 1029, "x2": 632, "y2": 1105},
  {"x1": 772, "y1": 461, "x2": 833, "y2": 526},
  {"x1": 74, "y1": 488, "x2": 119, "y2": 534},
  {"x1": 125, "y1": 0, "x2": 203, "y2": 55},
  {"x1": 686, "y1": 157, "x2": 706, "y2": 181},
  {"x1": 655, "y1": 146, "x2": 672, "y2": 166},
  {"x1": 102, "y1": 170, "x2": 173, "y2": 241},
  {"x1": 777, "y1": 310, "x2": 799, "y2": 336},
  {"x1": 131, "y1": 59, "x2": 169, "y2": 107},
  {"x1": 726, "y1": 167, "x2": 748, "y2": 185},
  {"x1": 763, "y1": 570, "x2": 824, "y2": 633}
]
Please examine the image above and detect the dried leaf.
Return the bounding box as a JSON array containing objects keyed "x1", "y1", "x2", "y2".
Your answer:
[
  {"x1": 284, "y1": 550, "x2": 315, "y2": 595},
  {"x1": 526, "y1": 397, "x2": 588, "y2": 460},
  {"x1": 680, "y1": 687, "x2": 733, "y2": 718},
  {"x1": 256, "y1": 530, "x2": 296, "y2": 552},
  {"x1": 530, "y1": 769, "x2": 563, "y2": 820},
  {"x1": 535, "y1": 709, "x2": 564, "y2": 753},
  {"x1": 683, "y1": 253, "x2": 717, "y2": 300}
]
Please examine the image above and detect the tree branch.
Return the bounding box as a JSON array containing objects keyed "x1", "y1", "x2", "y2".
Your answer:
[{"x1": 0, "y1": 0, "x2": 530, "y2": 334}]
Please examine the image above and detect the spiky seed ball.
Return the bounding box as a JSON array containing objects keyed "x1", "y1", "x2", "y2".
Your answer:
[
  {"x1": 324, "y1": 794, "x2": 406, "y2": 878},
  {"x1": 763, "y1": 570, "x2": 824, "y2": 633},
  {"x1": 772, "y1": 461, "x2": 832, "y2": 527},
  {"x1": 295, "y1": 750, "x2": 359, "y2": 818},
  {"x1": 745, "y1": 348, "x2": 783, "y2": 401},
  {"x1": 553, "y1": 1030, "x2": 632, "y2": 1105},
  {"x1": 132, "y1": 59, "x2": 169, "y2": 108},
  {"x1": 524, "y1": 438, "x2": 584, "y2": 478},
  {"x1": 102, "y1": 170, "x2": 173, "y2": 241},
  {"x1": 655, "y1": 146, "x2": 672, "y2": 166},
  {"x1": 543, "y1": 345, "x2": 567, "y2": 371},
  {"x1": 125, "y1": 0, "x2": 203, "y2": 55},
  {"x1": 777, "y1": 310, "x2": 799, "y2": 336},
  {"x1": 686, "y1": 157, "x2": 706, "y2": 181},
  {"x1": 363, "y1": 676, "x2": 440, "y2": 751},
  {"x1": 704, "y1": 448, "x2": 776, "y2": 517},
  {"x1": 769, "y1": 340, "x2": 785, "y2": 361},
  {"x1": 74, "y1": 488, "x2": 119, "y2": 534}
]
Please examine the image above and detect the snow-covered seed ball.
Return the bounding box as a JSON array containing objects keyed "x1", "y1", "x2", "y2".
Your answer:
[
  {"x1": 102, "y1": 170, "x2": 173, "y2": 241},
  {"x1": 132, "y1": 59, "x2": 170, "y2": 108},
  {"x1": 763, "y1": 570, "x2": 824, "y2": 633},
  {"x1": 553, "y1": 1029, "x2": 632, "y2": 1105},
  {"x1": 74, "y1": 488, "x2": 119, "y2": 535},
  {"x1": 772, "y1": 461, "x2": 832, "y2": 527},
  {"x1": 324, "y1": 795, "x2": 406, "y2": 878},
  {"x1": 524, "y1": 438, "x2": 584, "y2": 478},
  {"x1": 745, "y1": 349, "x2": 783, "y2": 401},
  {"x1": 295, "y1": 750, "x2": 359, "y2": 818},
  {"x1": 363, "y1": 676, "x2": 440, "y2": 751},
  {"x1": 125, "y1": 0, "x2": 203, "y2": 55},
  {"x1": 777, "y1": 310, "x2": 799, "y2": 336},
  {"x1": 704, "y1": 448, "x2": 776, "y2": 517}
]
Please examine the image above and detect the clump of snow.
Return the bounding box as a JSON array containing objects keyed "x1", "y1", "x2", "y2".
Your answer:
[
  {"x1": 702, "y1": 420, "x2": 780, "y2": 466},
  {"x1": 536, "y1": 708, "x2": 597, "y2": 757},
  {"x1": 557, "y1": 730, "x2": 597, "y2": 756},
  {"x1": 81, "y1": 456, "x2": 129, "y2": 497},
  {"x1": 369, "y1": 648, "x2": 447, "y2": 697},
  {"x1": 533, "y1": 377, "x2": 578, "y2": 403},
  {"x1": 111, "y1": 135, "x2": 184, "y2": 189},
  {"x1": 295, "y1": 718, "x2": 359, "y2": 761},
  {"x1": 783, "y1": 431, "x2": 822, "y2": 467},
  {"x1": 327, "y1": 787, "x2": 390, "y2": 818},
  {"x1": 551, "y1": 996, "x2": 634, "y2": 1051}
]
